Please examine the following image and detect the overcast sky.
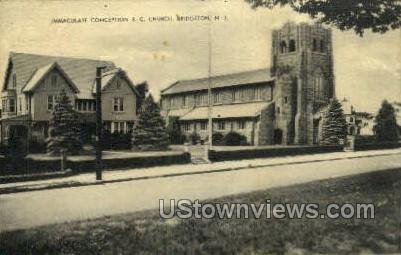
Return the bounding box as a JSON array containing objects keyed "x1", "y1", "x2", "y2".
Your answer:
[{"x1": 0, "y1": 0, "x2": 400, "y2": 113}]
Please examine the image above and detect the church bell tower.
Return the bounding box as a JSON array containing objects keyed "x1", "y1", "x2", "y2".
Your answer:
[{"x1": 271, "y1": 22, "x2": 335, "y2": 145}]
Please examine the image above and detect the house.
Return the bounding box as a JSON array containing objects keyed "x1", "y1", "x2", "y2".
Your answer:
[
  {"x1": 160, "y1": 22, "x2": 335, "y2": 145},
  {"x1": 0, "y1": 52, "x2": 139, "y2": 147},
  {"x1": 341, "y1": 98, "x2": 375, "y2": 136}
]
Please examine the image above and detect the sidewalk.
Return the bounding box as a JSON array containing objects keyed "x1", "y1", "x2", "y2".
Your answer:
[{"x1": 1, "y1": 148, "x2": 401, "y2": 194}]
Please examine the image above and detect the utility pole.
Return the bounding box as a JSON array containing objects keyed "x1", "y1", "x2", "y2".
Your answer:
[{"x1": 95, "y1": 66, "x2": 106, "y2": 180}]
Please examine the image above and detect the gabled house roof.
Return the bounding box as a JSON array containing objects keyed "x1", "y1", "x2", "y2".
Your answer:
[
  {"x1": 91, "y1": 68, "x2": 140, "y2": 96},
  {"x1": 161, "y1": 69, "x2": 274, "y2": 95},
  {"x1": 22, "y1": 62, "x2": 79, "y2": 93},
  {"x1": 2, "y1": 52, "x2": 119, "y2": 99}
]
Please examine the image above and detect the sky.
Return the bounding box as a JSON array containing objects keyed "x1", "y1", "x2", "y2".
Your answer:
[{"x1": 0, "y1": 0, "x2": 400, "y2": 113}]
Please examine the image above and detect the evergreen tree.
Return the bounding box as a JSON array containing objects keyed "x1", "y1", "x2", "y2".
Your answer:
[
  {"x1": 47, "y1": 90, "x2": 82, "y2": 155},
  {"x1": 374, "y1": 100, "x2": 399, "y2": 142},
  {"x1": 132, "y1": 94, "x2": 169, "y2": 150},
  {"x1": 320, "y1": 98, "x2": 347, "y2": 145}
]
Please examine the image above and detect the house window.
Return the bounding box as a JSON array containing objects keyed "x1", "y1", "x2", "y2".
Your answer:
[
  {"x1": 280, "y1": 41, "x2": 287, "y2": 53},
  {"x1": 19, "y1": 99, "x2": 22, "y2": 112},
  {"x1": 12, "y1": 74, "x2": 16, "y2": 88},
  {"x1": 9, "y1": 98, "x2": 15, "y2": 112},
  {"x1": 238, "y1": 120, "x2": 246, "y2": 130},
  {"x1": 218, "y1": 121, "x2": 225, "y2": 130},
  {"x1": 277, "y1": 107, "x2": 280, "y2": 114},
  {"x1": 127, "y1": 122, "x2": 134, "y2": 133},
  {"x1": 284, "y1": 97, "x2": 288, "y2": 104},
  {"x1": 113, "y1": 97, "x2": 124, "y2": 112},
  {"x1": 2, "y1": 99, "x2": 7, "y2": 111},
  {"x1": 183, "y1": 122, "x2": 190, "y2": 131},
  {"x1": 349, "y1": 117, "x2": 354, "y2": 123},
  {"x1": 51, "y1": 74, "x2": 57, "y2": 87},
  {"x1": 200, "y1": 122, "x2": 207, "y2": 130},
  {"x1": 47, "y1": 95, "x2": 54, "y2": 111},
  {"x1": 116, "y1": 78, "x2": 121, "y2": 88},
  {"x1": 289, "y1": 39, "x2": 296, "y2": 52},
  {"x1": 112, "y1": 122, "x2": 125, "y2": 133}
]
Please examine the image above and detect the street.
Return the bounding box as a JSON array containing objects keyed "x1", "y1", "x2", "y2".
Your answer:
[{"x1": 1, "y1": 153, "x2": 401, "y2": 232}]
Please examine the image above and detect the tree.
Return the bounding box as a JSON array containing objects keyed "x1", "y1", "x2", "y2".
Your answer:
[
  {"x1": 320, "y1": 98, "x2": 347, "y2": 145},
  {"x1": 47, "y1": 90, "x2": 82, "y2": 155},
  {"x1": 132, "y1": 94, "x2": 170, "y2": 150},
  {"x1": 245, "y1": 0, "x2": 401, "y2": 36},
  {"x1": 135, "y1": 81, "x2": 149, "y2": 113},
  {"x1": 166, "y1": 116, "x2": 186, "y2": 144},
  {"x1": 374, "y1": 100, "x2": 399, "y2": 142}
]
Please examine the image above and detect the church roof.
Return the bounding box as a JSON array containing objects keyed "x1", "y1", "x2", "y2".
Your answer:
[
  {"x1": 161, "y1": 69, "x2": 274, "y2": 95},
  {"x1": 180, "y1": 102, "x2": 272, "y2": 120}
]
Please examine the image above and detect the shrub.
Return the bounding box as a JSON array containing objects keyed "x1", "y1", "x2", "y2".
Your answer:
[
  {"x1": 111, "y1": 132, "x2": 131, "y2": 150},
  {"x1": 101, "y1": 131, "x2": 131, "y2": 150},
  {"x1": 374, "y1": 100, "x2": 399, "y2": 142},
  {"x1": 29, "y1": 139, "x2": 47, "y2": 153},
  {"x1": 212, "y1": 132, "x2": 224, "y2": 145},
  {"x1": 223, "y1": 131, "x2": 248, "y2": 146},
  {"x1": 167, "y1": 116, "x2": 186, "y2": 144},
  {"x1": 189, "y1": 132, "x2": 201, "y2": 145}
]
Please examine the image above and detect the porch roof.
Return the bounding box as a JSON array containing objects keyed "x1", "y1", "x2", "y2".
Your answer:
[
  {"x1": 180, "y1": 102, "x2": 271, "y2": 121},
  {"x1": 0, "y1": 114, "x2": 29, "y2": 123}
]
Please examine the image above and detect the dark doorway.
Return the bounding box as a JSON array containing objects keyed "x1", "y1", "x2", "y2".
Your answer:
[
  {"x1": 313, "y1": 119, "x2": 320, "y2": 144},
  {"x1": 273, "y1": 129, "x2": 283, "y2": 144}
]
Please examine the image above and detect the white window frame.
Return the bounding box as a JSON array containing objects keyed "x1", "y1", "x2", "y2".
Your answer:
[
  {"x1": 9, "y1": 98, "x2": 15, "y2": 112},
  {"x1": 113, "y1": 97, "x2": 124, "y2": 112}
]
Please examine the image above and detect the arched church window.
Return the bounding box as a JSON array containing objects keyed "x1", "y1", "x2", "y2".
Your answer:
[
  {"x1": 320, "y1": 40, "x2": 325, "y2": 52},
  {"x1": 289, "y1": 39, "x2": 296, "y2": 52},
  {"x1": 313, "y1": 73, "x2": 325, "y2": 100},
  {"x1": 312, "y1": 39, "x2": 318, "y2": 51},
  {"x1": 280, "y1": 41, "x2": 287, "y2": 53}
]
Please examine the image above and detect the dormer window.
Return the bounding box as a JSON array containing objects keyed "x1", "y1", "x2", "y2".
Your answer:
[
  {"x1": 12, "y1": 74, "x2": 16, "y2": 88},
  {"x1": 289, "y1": 39, "x2": 296, "y2": 52}
]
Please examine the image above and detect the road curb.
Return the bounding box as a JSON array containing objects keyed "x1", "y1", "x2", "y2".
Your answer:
[{"x1": 1, "y1": 151, "x2": 400, "y2": 195}]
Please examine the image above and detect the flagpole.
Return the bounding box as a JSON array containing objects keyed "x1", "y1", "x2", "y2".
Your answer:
[{"x1": 207, "y1": 13, "x2": 213, "y2": 153}]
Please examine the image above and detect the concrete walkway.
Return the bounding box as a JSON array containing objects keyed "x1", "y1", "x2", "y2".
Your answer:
[{"x1": 1, "y1": 148, "x2": 401, "y2": 194}]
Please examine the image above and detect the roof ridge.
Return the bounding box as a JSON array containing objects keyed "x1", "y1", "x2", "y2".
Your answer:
[
  {"x1": 10, "y1": 52, "x2": 115, "y2": 64},
  {"x1": 178, "y1": 68, "x2": 269, "y2": 83}
]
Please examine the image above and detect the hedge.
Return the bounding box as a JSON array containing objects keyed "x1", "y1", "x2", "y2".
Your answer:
[
  {"x1": 208, "y1": 145, "x2": 343, "y2": 162},
  {"x1": 70, "y1": 152, "x2": 191, "y2": 173},
  {"x1": 0, "y1": 152, "x2": 191, "y2": 177}
]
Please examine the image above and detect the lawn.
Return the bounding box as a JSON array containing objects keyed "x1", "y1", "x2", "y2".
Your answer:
[{"x1": 1, "y1": 169, "x2": 400, "y2": 254}]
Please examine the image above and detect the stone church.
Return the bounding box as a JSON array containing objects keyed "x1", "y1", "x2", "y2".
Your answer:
[{"x1": 160, "y1": 22, "x2": 335, "y2": 145}]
